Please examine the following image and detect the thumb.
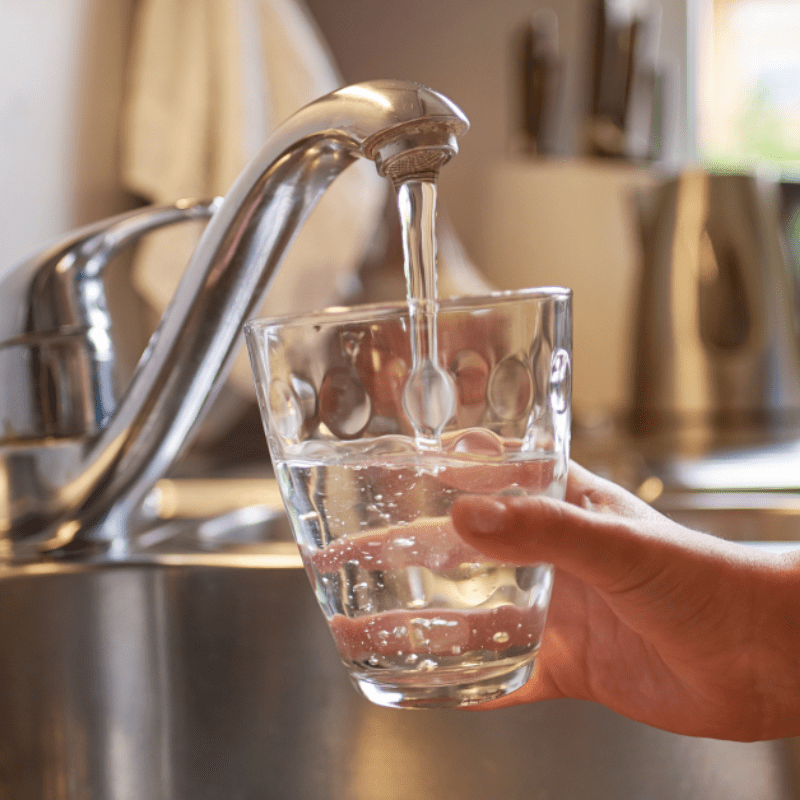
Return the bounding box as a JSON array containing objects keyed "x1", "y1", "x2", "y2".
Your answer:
[{"x1": 450, "y1": 492, "x2": 710, "y2": 596}]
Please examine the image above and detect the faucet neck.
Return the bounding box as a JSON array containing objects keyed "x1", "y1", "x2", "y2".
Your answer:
[{"x1": 32, "y1": 81, "x2": 468, "y2": 558}]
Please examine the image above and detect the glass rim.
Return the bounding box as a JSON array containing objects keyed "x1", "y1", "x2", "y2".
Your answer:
[{"x1": 244, "y1": 286, "x2": 571, "y2": 335}]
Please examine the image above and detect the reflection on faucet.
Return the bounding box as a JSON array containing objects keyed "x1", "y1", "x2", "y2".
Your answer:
[
  {"x1": 0, "y1": 199, "x2": 220, "y2": 441},
  {"x1": 0, "y1": 80, "x2": 469, "y2": 562}
]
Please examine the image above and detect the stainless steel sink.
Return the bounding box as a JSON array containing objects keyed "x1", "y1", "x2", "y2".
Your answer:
[
  {"x1": 574, "y1": 427, "x2": 800, "y2": 545},
  {"x1": 2, "y1": 557, "x2": 799, "y2": 800},
  {"x1": 3, "y1": 466, "x2": 800, "y2": 800}
]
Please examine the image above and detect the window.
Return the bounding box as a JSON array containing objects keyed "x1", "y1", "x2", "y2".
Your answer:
[{"x1": 696, "y1": 0, "x2": 800, "y2": 174}]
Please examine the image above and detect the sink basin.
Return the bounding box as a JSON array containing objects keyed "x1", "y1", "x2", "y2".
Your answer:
[
  {"x1": 2, "y1": 554, "x2": 799, "y2": 799},
  {"x1": 2, "y1": 464, "x2": 800, "y2": 799},
  {"x1": 654, "y1": 491, "x2": 800, "y2": 545}
]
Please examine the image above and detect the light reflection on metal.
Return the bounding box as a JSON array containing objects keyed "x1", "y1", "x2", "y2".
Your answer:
[{"x1": 0, "y1": 81, "x2": 468, "y2": 562}]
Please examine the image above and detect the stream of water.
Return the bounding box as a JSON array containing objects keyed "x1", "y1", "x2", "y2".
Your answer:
[{"x1": 395, "y1": 178, "x2": 456, "y2": 450}]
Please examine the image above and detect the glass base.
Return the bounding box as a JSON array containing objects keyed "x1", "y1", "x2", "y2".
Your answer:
[{"x1": 349, "y1": 657, "x2": 535, "y2": 709}]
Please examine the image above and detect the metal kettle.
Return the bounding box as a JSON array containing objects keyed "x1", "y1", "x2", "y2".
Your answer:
[
  {"x1": 629, "y1": 169, "x2": 800, "y2": 456},
  {"x1": 0, "y1": 79, "x2": 469, "y2": 562}
]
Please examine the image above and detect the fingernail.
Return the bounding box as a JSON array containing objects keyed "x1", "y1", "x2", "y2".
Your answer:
[{"x1": 466, "y1": 497, "x2": 509, "y2": 535}]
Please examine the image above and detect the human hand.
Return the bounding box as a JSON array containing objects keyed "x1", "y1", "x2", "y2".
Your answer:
[{"x1": 451, "y1": 462, "x2": 800, "y2": 741}]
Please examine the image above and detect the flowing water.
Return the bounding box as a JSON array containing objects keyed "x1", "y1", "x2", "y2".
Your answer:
[{"x1": 395, "y1": 179, "x2": 456, "y2": 448}]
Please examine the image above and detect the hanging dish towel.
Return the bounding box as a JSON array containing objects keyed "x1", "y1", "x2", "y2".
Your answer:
[{"x1": 121, "y1": 0, "x2": 386, "y2": 398}]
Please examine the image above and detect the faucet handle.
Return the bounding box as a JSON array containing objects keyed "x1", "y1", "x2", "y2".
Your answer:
[
  {"x1": 13, "y1": 199, "x2": 221, "y2": 340},
  {"x1": 0, "y1": 199, "x2": 221, "y2": 442}
]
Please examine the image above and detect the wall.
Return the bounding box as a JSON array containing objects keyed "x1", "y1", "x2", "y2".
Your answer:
[
  {"x1": 304, "y1": 0, "x2": 691, "y2": 261},
  {"x1": 0, "y1": 0, "x2": 690, "y2": 271},
  {"x1": 304, "y1": 0, "x2": 692, "y2": 417},
  {"x1": 0, "y1": 0, "x2": 138, "y2": 269}
]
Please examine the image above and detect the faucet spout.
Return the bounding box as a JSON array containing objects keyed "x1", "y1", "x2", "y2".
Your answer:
[{"x1": 16, "y1": 80, "x2": 468, "y2": 558}]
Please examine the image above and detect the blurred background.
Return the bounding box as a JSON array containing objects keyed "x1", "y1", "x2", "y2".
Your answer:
[
  {"x1": 2, "y1": 0, "x2": 692, "y2": 266},
  {"x1": 3, "y1": 0, "x2": 800, "y2": 462}
]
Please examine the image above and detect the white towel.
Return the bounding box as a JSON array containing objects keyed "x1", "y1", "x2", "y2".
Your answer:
[{"x1": 121, "y1": 0, "x2": 386, "y2": 398}]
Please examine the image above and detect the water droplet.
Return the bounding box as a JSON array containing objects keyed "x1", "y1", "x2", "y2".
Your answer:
[
  {"x1": 341, "y1": 329, "x2": 365, "y2": 363},
  {"x1": 493, "y1": 631, "x2": 510, "y2": 644},
  {"x1": 290, "y1": 374, "x2": 317, "y2": 421}
]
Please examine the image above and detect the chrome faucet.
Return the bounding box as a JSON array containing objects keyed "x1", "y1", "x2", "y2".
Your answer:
[{"x1": 0, "y1": 79, "x2": 469, "y2": 562}]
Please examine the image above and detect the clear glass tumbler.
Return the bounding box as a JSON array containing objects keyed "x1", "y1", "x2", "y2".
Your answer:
[{"x1": 245, "y1": 288, "x2": 571, "y2": 708}]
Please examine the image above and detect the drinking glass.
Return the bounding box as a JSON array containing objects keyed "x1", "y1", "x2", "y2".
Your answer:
[{"x1": 245, "y1": 288, "x2": 571, "y2": 708}]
